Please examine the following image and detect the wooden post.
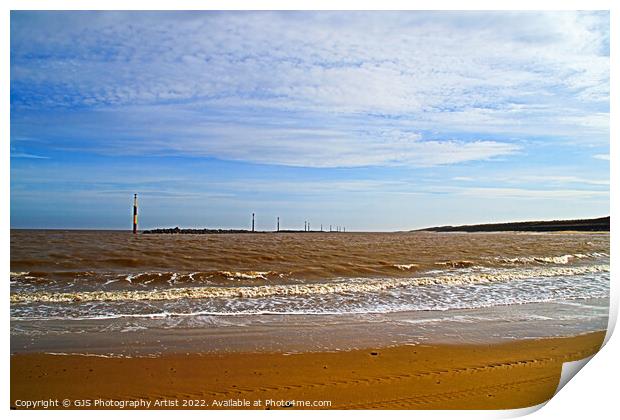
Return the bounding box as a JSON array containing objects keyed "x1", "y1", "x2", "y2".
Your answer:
[
  {"x1": 252, "y1": 213, "x2": 255, "y2": 232},
  {"x1": 277, "y1": 217, "x2": 280, "y2": 232},
  {"x1": 132, "y1": 194, "x2": 138, "y2": 234}
]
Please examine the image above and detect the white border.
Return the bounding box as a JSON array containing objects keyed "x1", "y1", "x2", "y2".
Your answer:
[
  {"x1": 3, "y1": 1, "x2": 616, "y2": 419},
  {"x1": 2, "y1": 0, "x2": 617, "y2": 11}
]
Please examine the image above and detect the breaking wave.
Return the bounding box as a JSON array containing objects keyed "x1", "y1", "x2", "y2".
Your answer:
[
  {"x1": 434, "y1": 260, "x2": 476, "y2": 268},
  {"x1": 393, "y1": 264, "x2": 419, "y2": 270},
  {"x1": 492, "y1": 252, "x2": 608, "y2": 265},
  {"x1": 10, "y1": 264, "x2": 609, "y2": 305},
  {"x1": 10, "y1": 270, "x2": 287, "y2": 286}
]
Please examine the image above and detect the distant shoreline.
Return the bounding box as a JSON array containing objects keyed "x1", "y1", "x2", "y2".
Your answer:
[
  {"x1": 142, "y1": 216, "x2": 610, "y2": 234},
  {"x1": 416, "y1": 216, "x2": 609, "y2": 233},
  {"x1": 11, "y1": 216, "x2": 610, "y2": 233},
  {"x1": 142, "y1": 227, "x2": 332, "y2": 234}
]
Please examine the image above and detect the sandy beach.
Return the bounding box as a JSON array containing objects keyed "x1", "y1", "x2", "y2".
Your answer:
[
  {"x1": 10, "y1": 230, "x2": 609, "y2": 409},
  {"x1": 9, "y1": 8, "x2": 611, "y2": 413},
  {"x1": 11, "y1": 331, "x2": 604, "y2": 410}
]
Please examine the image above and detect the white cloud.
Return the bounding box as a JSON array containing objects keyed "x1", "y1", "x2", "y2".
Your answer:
[
  {"x1": 516, "y1": 175, "x2": 609, "y2": 186},
  {"x1": 10, "y1": 152, "x2": 49, "y2": 159},
  {"x1": 12, "y1": 12, "x2": 609, "y2": 114},
  {"x1": 457, "y1": 187, "x2": 608, "y2": 200},
  {"x1": 10, "y1": 11, "x2": 609, "y2": 167},
  {"x1": 593, "y1": 154, "x2": 610, "y2": 161},
  {"x1": 149, "y1": 123, "x2": 519, "y2": 168}
]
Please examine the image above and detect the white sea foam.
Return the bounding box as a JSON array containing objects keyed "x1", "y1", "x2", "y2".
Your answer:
[
  {"x1": 10, "y1": 264, "x2": 609, "y2": 305},
  {"x1": 219, "y1": 271, "x2": 275, "y2": 280},
  {"x1": 10, "y1": 272, "x2": 29, "y2": 277},
  {"x1": 42, "y1": 352, "x2": 145, "y2": 359},
  {"x1": 394, "y1": 264, "x2": 419, "y2": 270},
  {"x1": 498, "y1": 255, "x2": 573, "y2": 264},
  {"x1": 493, "y1": 252, "x2": 608, "y2": 265}
]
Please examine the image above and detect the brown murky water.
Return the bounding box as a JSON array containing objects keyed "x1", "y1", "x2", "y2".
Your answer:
[
  {"x1": 10, "y1": 230, "x2": 610, "y2": 353},
  {"x1": 10, "y1": 230, "x2": 610, "y2": 283}
]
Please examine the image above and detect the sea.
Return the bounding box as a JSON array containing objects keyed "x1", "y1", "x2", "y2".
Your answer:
[{"x1": 10, "y1": 230, "x2": 610, "y2": 355}]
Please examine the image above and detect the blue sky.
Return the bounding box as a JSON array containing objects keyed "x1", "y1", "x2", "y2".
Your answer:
[{"x1": 10, "y1": 11, "x2": 609, "y2": 230}]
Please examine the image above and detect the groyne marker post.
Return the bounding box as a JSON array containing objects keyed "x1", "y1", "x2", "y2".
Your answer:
[{"x1": 132, "y1": 194, "x2": 138, "y2": 234}]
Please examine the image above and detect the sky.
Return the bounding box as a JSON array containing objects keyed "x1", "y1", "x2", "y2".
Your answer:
[{"x1": 10, "y1": 11, "x2": 610, "y2": 231}]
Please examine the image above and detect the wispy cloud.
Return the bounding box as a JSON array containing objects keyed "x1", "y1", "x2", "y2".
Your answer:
[
  {"x1": 512, "y1": 175, "x2": 609, "y2": 186},
  {"x1": 593, "y1": 154, "x2": 610, "y2": 161},
  {"x1": 10, "y1": 152, "x2": 49, "y2": 159},
  {"x1": 457, "y1": 187, "x2": 608, "y2": 200},
  {"x1": 11, "y1": 11, "x2": 609, "y2": 168},
  {"x1": 9, "y1": 11, "x2": 610, "y2": 229},
  {"x1": 11, "y1": 105, "x2": 521, "y2": 168}
]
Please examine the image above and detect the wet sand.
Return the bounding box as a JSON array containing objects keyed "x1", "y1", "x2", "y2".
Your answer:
[{"x1": 10, "y1": 331, "x2": 604, "y2": 410}]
